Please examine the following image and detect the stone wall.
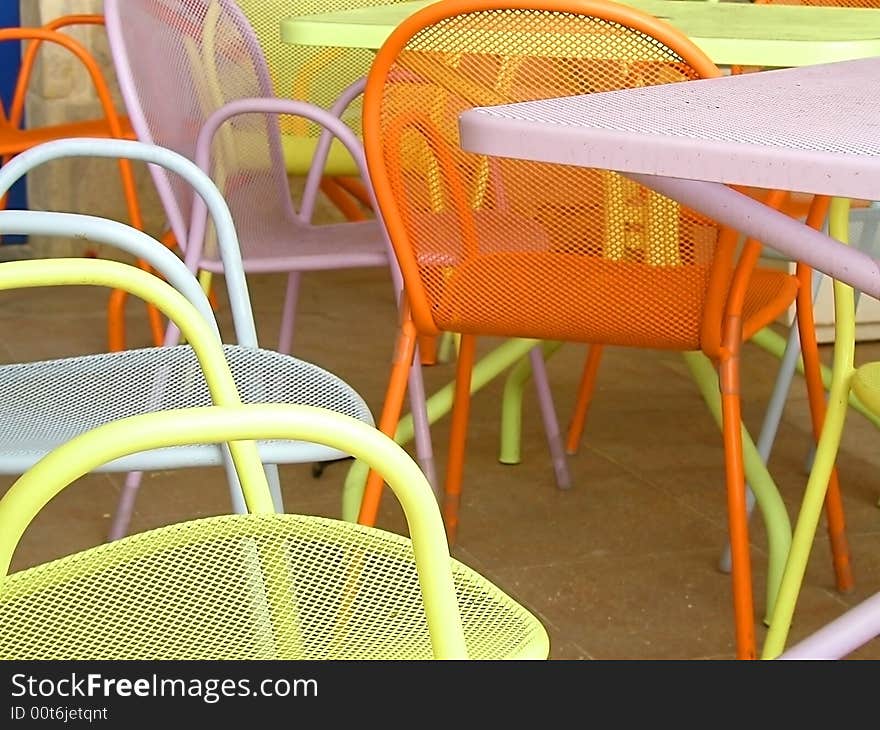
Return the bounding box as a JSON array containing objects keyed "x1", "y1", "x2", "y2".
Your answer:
[{"x1": 19, "y1": 0, "x2": 166, "y2": 256}]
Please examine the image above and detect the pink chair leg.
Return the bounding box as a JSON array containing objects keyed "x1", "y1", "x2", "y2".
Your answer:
[
  {"x1": 108, "y1": 470, "x2": 144, "y2": 541},
  {"x1": 407, "y1": 350, "x2": 438, "y2": 498},
  {"x1": 529, "y1": 347, "x2": 571, "y2": 489}
]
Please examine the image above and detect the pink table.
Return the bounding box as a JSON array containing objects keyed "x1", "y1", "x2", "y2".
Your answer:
[
  {"x1": 460, "y1": 55, "x2": 880, "y2": 658},
  {"x1": 459, "y1": 56, "x2": 880, "y2": 299}
]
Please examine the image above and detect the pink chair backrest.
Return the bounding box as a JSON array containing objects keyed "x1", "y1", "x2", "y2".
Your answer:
[{"x1": 104, "y1": 0, "x2": 296, "y2": 257}]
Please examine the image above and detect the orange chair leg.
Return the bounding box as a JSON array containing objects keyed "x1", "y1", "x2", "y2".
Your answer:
[
  {"x1": 796, "y1": 265, "x2": 854, "y2": 593},
  {"x1": 141, "y1": 259, "x2": 168, "y2": 347},
  {"x1": 718, "y1": 337, "x2": 757, "y2": 660},
  {"x1": 566, "y1": 344, "x2": 604, "y2": 455},
  {"x1": 418, "y1": 333, "x2": 438, "y2": 365},
  {"x1": 107, "y1": 287, "x2": 128, "y2": 352},
  {"x1": 107, "y1": 257, "x2": 166, "y2": 350},
  {"x1": 358, "y1": 316, "x2": 419, "y2": 526},
  {"x1": 207, "y1": 281, "x2": 219, "y2": 312},
  {"x1": 334, "y1": 176, "x2": 374, "y2": 211},
  {"x1": 320, "y1": 177, "x2": 367, "y2": 222},
  {"x1": 107, "y1": 230, "x2": 180, "y2": 351},
  {"x1": 442, "y1": 333, "x2": 477, "y2": 547},
  {"x1": 107, "y1": 148, "x2": 169, "y2": 348}
]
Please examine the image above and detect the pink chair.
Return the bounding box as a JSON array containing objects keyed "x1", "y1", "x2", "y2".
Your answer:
[
  {"x1": 103, "y1": 0, "x2": 390, "y2": 356},
  {"x1": 104, "y1": 0, "x2": 571, "y2": 500}
]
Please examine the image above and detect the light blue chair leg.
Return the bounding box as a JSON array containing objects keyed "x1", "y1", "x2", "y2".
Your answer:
[{"x1": 264, "y1": 463, "x2": 284, "y2": 513}]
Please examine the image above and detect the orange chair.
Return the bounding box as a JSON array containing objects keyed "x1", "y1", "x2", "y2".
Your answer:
[
  {"x1": 0, "y1": 15, "x2": 167, "y2": 350},
  {"x1": 358, "y1": 0, "x2": 850, "y2": 659}
]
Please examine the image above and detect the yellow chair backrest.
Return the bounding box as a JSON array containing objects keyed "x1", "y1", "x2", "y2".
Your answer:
[{"x1": 236, "y1": 0, "x2": 416, "y2": 138}]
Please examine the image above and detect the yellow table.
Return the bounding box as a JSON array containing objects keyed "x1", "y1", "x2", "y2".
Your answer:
[{"x1": 280, "y1": 0, "x2": 880, "y2": 68}]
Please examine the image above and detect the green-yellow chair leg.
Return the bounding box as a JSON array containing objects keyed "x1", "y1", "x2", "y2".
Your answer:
[
  {"x1": 499, "y1": 340, "x2": 565, "y2": 465},
  {"x1": 436, "y1": 331, "x2": 460, "y2": 364},
  {"x1": 683, "y1": 351, "x2": 792, "y2": 622},
  {"x1": 750, "y1": 326, "x2": 879, "y2": 428},
  {"x1": 342, "y1": 337, "x2": 545, "y2": 521},
  {"x1": 762, "y1": 198, "x2": 857, "y2": 659}
]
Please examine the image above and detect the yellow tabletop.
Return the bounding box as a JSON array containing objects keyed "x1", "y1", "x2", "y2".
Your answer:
[{"x1": 280, "y1": 0, "x2": 880, "y2": 67}]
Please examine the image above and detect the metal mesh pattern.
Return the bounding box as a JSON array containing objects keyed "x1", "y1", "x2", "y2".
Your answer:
[
  {"x1": 371, "y1": 8, "x2": 741, "y2": 350},
  {"x1": 0, "y1": 345, "x2": 373, "y2": 469},
  {"x1": 237, "y1": 0, "x2": 415, "y2": 140},
  {"x1": 853, "y1": 361, "x2": 880, "y2": 417},
  {"x1": 0, "y1": 514, "x2": 547, "y2": 659},
  {"x1": 111, "y1": 0, "x2": 301, "y2": 259},
  {"x1": 482, "y1": 60, "x2": 880, "y2": 160}
]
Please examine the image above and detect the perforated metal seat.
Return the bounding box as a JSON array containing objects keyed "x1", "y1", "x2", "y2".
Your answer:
[
  {"x1": 0, "y1": 397, "x2": 550, "y2": 659},
  {"x1": 0, "y1": 345, "x2": 372, "y2": 473},
  {"x1": 0, "y1": 512, "x2": 547, "y2": 659},
  {"x1": 0, "y1": 141, "x2": 384, "y2": 541},
  {"x1": 851, "y1": 361, "x2": 880, "y2": 418}
]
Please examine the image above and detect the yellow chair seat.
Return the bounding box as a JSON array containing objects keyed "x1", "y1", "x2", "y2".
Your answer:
[
  {"x1": 281, "y1": 132, "x2": 361, "y2": 178},
  {"x1": 851, "y1": 361, "x2": 880, "y2": 417},
  {"x1": 0, "y1": 513, "x2": 548, "y2": 660}
]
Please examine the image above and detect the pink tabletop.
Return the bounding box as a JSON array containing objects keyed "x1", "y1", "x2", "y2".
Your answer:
[
  {"x1": 459, "y1": 56, "x2": 880, "y2": 298},
  {"x1": 460, "y1": 56, "x2": 880, "y2": 201}
]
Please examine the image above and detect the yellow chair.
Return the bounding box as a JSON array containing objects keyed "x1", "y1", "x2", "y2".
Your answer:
[{"x1": 0, "y1": 252, "x2": 548, "y2": 659}]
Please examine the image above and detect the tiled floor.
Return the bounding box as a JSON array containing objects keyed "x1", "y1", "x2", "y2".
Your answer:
[{"x1": 2, "y1": 258, "x2": 880, "y2": 659}]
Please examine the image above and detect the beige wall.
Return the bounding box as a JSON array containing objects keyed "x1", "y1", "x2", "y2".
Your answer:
[{"x1": 20, "y1": 0, "x2": 166, "y2": 256}]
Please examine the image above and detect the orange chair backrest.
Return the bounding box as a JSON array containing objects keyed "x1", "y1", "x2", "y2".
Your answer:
[
  {"x1": 364, "y1": 0, "x2": 739, "y2": 351},
  {"x1": 0, "y1": 21, "x2": 128, "y2": 148},
  {"x1": 0, "y1": 19, "x2": 141, "y2": 232}
]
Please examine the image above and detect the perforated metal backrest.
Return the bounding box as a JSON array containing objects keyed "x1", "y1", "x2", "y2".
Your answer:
[
  {"x1": 236, "y1": 0, "x2": 415, "y2": 141},
  {"x1": 364, "y1": 0, "x2": 736, "y2": 350},
  {"x1": 0, "y1": 138, "x2": 260, "y2": 347},
  {"x1": 104, "y1": 0, "x2": 295, "y2": 259}
]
